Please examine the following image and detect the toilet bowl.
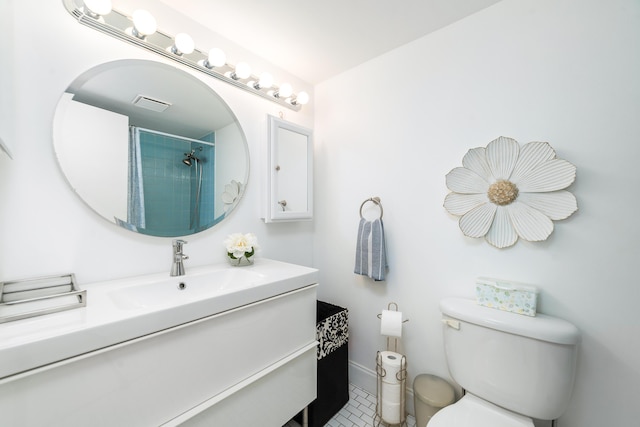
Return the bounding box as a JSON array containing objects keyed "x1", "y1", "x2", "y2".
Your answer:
[
  {"x1": 435, "y1": 297, "x2": 580, "y2": 427},
  {"x1": 429, "y1": 393, "x2": 533, "y2": 427}
]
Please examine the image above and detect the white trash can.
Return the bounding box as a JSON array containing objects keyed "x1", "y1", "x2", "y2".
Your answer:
[{"x1": 413, "y1": 374, "x2": 455, "y2": 427}]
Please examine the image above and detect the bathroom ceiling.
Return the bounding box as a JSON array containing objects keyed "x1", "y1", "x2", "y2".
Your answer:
[{"x1": 156, "y1": 0, "x2": 503, "y2": 84}]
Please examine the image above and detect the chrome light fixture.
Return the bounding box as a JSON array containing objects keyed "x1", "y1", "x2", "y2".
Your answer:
[
  {"x1": 202, "y1": 48, "x2": 226, "y2": 69},
  {"x1": 290, "y1": 91, "x2": 310, "y2": 106},
  {"x1": 170, "y1": 33, "x2": 195, "y2": 56},
  {"x1": 251, "y1": 72, "x2": 274, "y2": 90},
  {"x1": 229, "y1": 62, "x2": 251, "y2": 80},
  {"x1": 273, "y1": 83, "x2": 293, "y2": 99},
  {"x1": 64, "y1": 0, "x2": 308, "y2": 111},
  {"x1": 130, "y1": 9, "x2": 157, "y2": 39},
  {"x1": 82, "y1": 0, "x2": 112, "y2": 18}
]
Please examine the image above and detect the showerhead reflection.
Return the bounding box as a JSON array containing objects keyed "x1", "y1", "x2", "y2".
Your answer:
[{"x1": 183, "y1": 147, "x2": 202, "y2": 166}]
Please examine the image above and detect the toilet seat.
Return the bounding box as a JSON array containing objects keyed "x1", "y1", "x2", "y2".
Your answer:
[{"x1": 428, "y1": 394, "x2": 534, "y2": 427}]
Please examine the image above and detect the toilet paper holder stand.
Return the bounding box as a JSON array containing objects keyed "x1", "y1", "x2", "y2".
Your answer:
[
  {"x1": 377, "y1": 302, "x2": 409, "y2": 353},
  {"x1": 375, "y1": 350, "x2": 407, "y2": 427},
  {"x1": 375, "y1": 303, "x2": 408, "y2": 427}
]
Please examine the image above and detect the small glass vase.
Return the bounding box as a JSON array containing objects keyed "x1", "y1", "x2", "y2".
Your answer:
[{"x1": 227, "y1": 255, "x2": 253, "y2": 267}]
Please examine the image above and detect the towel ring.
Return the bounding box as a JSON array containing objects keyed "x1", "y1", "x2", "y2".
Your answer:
[{"x1": 360, "y1": 197, "x2": 383, "y2": 219}]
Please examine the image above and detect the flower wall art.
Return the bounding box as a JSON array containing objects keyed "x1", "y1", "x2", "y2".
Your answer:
[{"x1": 444, "y1": 137, "x2": 577, "y2": 248}]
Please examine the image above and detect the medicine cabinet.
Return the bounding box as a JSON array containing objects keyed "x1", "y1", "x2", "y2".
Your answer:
[{"x1": 264, "y1": 115, "x2": 313, "y2": 222}]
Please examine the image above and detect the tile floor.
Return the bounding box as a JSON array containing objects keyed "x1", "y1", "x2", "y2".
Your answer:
[{"x1": 284, "y1": 384, "x2": 417, "y2": 427}]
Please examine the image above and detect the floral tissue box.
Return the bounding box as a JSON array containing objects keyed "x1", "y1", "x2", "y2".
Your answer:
[{"x1": 475, "y1": 277, "x2": 538, "y2": 316}]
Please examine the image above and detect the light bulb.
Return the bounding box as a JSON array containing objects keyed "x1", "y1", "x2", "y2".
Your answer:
[
  {"x1": 275, "y1": 83, "x2": 293, "y2": 98},
  {"x1": 205, "y1": 48, "x2": 226, "y2": 68},
  {"x1": 232, "y1": 62, "x2": 251, "y2": 80},
  {"x1": 254, "y1": 72, "x2": 273, "y2": 90},
  {"x1": 132, "y1": 10, "x2": 157, "y2": 38},
  {"x1": 173, "y1": 33, "x2": 195, "y2": 55},
  {"x1": 293, "y1": 91, "x2": 310, "y2": 105},
  {"x1": 84, "y1": 0, "x2": 112, "y2": 16}
]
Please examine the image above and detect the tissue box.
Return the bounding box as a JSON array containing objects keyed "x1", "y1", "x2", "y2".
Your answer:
[{"x1": 475, "y1": 277, "x2": 538, "y2": 316}]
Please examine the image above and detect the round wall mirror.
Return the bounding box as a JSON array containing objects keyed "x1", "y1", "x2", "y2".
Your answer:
[{"x1": 53, "y1": 59, "x2": 249, "y2": 237}]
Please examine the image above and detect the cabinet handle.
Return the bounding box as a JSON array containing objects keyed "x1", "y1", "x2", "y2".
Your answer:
[{"x1": 278, "y1": 200, "x2": 287, "y2": 211}]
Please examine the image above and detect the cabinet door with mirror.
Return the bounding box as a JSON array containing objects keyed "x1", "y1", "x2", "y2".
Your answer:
[
  {"x1": 264, "y1": 115, "x2": 313, "y2": 222},
  {"x1": 53, "y1": 59, "x2": 249, "y2": 237}
]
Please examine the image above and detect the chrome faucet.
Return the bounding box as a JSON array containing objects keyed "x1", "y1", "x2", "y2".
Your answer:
[{"x1": 170, "y1": 239, "x2": 188, "y2": 276}]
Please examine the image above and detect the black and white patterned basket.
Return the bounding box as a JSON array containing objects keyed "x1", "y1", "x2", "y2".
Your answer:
[{"x1": 316, "y1": 309, "x2": 348, "y2": 360}]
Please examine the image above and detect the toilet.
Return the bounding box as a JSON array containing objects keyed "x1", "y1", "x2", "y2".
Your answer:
[{"x1": 429, "y1": 297, "x2": 580, "y2": 427}]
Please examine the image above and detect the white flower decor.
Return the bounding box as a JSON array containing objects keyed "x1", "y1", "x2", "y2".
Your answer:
[
  {"x1": 224, "y1": 232, "x2": 259, "y2": 260},
  {"x1": 444, "y1": 136, "x2": 577, "y2": 248},
  {"x1": 221, "y1": 180, "x2": 243, "y2": 212}
]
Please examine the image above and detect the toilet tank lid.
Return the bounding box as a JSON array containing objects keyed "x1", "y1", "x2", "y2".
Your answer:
[{"x1": 440, "y1": 298, "x2": 580, "y2": 345}]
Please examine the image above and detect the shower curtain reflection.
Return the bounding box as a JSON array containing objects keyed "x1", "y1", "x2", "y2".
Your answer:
[
  {"x1": 127, "y1": 127, "x2": 215, "y2": 236},
  {"x1": 128, "y1": 127, "x2": 146, "y2": 230}
]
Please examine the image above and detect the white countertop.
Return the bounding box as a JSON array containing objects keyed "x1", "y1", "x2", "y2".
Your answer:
[{"x1": 0, "y1": 259, "x2": 318, "y2": 381}]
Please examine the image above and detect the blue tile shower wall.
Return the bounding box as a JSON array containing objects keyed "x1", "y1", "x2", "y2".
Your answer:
[{"x1": 138, "y1": 129, "x2": 215, "y2": 236}]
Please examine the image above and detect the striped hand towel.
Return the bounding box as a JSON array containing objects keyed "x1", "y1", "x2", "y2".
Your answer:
[{"x1": 354, "y1": 218, "x2": 387, "y2": 281}]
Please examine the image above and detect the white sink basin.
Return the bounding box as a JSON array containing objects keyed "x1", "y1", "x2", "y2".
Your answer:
[
  {"x1": 108, "y1": 268, "x2": 265, "y2": 309},
  {"x1": 0, "y1": 259, "x2": 318, "y2": 380}
]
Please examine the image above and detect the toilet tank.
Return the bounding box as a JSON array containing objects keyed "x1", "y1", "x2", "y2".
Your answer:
[{"x1": 440, "y1": 297, "x2": 580, "y2": 420}]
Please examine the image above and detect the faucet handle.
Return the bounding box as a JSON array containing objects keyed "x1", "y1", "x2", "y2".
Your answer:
[{"x1": 172, "y1": 239, "x2": 187, "y2": 250}]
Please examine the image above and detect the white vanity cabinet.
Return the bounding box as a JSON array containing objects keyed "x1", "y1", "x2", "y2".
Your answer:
[{"x1": 0, "y1": 262, "x2": 318, "y2": 427}]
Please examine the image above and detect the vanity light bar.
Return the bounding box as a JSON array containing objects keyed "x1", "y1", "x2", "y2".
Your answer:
[{"x1": 62, "y1": 0, "x2": 307, "y2": 111}]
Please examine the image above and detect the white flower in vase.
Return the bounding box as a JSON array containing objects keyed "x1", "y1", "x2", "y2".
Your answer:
[{"x1": 224, "y1": 232, "x2": 259, "y2": 264}]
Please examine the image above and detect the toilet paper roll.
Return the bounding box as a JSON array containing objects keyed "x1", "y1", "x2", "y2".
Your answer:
[
  {"x1": 380, "y1": 350, "x2": 402, "y2": 384},
  {"x1": 380, "y1": 309, "x2": 403, "y2": 338},
  {"x1": 381, "y1": 400, "x2": 401, "y2": 425},
  {"x1": 381, "y1": 381, "x2": 402, "y2": 405}
]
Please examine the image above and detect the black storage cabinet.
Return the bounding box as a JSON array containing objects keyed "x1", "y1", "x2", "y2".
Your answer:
[{"x1": 297, "y1": 300, "x2": 349, "y2": 427}]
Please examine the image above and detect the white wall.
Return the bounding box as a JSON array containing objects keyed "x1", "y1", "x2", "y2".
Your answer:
[
  {"x1": 0, "y1": 0, "x2": 15, "y2": 158},
  {"x1": 214, "y1": 122, "x2": 246, "y2": 219},
  {"x1": 0, "y1": 0, "x2": 315, "y2": 285},
  {"x1": 313, "y1": 0, "x2": 640, "y2": 426},
  {"x1": 53, "y1": 95, "x2": 129, "y2": 221}
]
